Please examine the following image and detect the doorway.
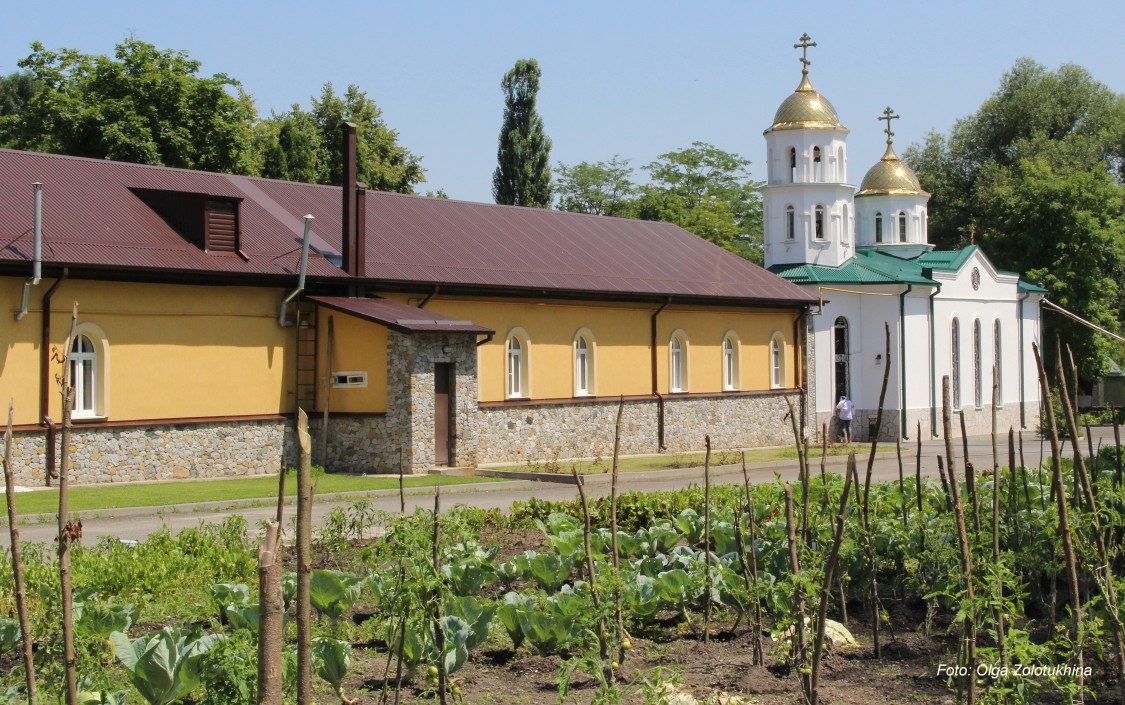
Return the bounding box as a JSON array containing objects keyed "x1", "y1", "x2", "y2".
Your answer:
[{"x1": 434, "y1": 363, "x2": 455, "y2": 466}]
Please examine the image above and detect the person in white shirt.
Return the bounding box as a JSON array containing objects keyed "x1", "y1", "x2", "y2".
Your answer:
[{"x1": 835, "y1": 395, "x2": 855, "y2": 443}]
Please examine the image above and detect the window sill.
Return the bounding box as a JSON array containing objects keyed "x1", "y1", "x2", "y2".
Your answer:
[{"x1": 71, "y1": 415, "x2": 107, "y2": 424}]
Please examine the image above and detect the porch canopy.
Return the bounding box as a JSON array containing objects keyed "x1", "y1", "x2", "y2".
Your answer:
[{"x1": 307, "y1": 296, "x2": 493, "y2": 335}]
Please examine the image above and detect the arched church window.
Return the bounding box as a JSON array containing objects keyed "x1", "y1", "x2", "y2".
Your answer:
[
  {"x1": 814, "y1": 206, "x2": 825, "y2": 240},
  {"x1": 785, "y1": 205, "x2": 795, "y2": 240},
  {"x1": 842, "y1": 203, "x2": 850, "y2": 241},
  {"x1": 813, "y1": 146, "x2": 823, "y2": 182},
  {"x1": 951, "y1": 319, "x2": 962, "y2": 410},
  {"x1": 875, "y1": 212, "x2": 883, "y2": 243},
  {"x1": 789, "y1": 147, "x2": 797, "y2": 183},
  {"x1": 837, "y1": 146, "x2": 845, "y2": 182},
  {"x1": 898, "y1": 211, "x2": 907, "y2": 242},
  {"x1": 834, "y1": 317, "x2": 850, "y2": 400}
]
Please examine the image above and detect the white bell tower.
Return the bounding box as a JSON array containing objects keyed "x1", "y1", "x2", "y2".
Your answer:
[{"x1": 761, "y1": 34, "x2": 856, "y2": 270}]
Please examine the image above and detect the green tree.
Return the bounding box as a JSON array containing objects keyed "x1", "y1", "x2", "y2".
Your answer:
[
  {"x1": 555, "y1": 156, "x2": 637, "y2": 216},
  {"x1": 492, "y1": 58, "x2": 552, "y2": 207},
  {"x1": 904, "y1": 58, "x2": 1125, "y2": 376},
  {"x1": 0, "y1": 71, "x2": 41, "y2": 120},
  {"x1": 2, "y1": 38, "x2": 257, "y2": 174},
  {"x1": 636, "y1": 142, "x2": 763, "y2": 262}
]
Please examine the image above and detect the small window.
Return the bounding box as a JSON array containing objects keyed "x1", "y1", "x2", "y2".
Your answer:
[
  {"x1": 785, "y1": 205, "x2": 795, "y2": 240},
  {"x1": 898, "y1": 211, "x2": 907, "y2": 243},
  {"x1": 574, "y1": 331, "x2": 594, "y2": 397},
  {"x1": 834, "y1": 317, "x2": 850, "y2": 400},
  {"x1": 670, "y1": 331, "x2": 688, "y2": 393},
  {"x1": 814, "y1": 206, "x2": 825, "y2": 240},
  {"x1": 813, "y1": 146, "x2": 823, "y2": 182},
  {"x1": 332, "y1": 371, "x2": 368, "y2": 388},
  {"x1": 874, "y1": 212, "x2": 883, "y2": 243},
  {"x1": 789, "y1": 147, "x2": 797, "y2": 182},
  {"x1": 837, "y1": 146, "x2": 846, "y2": 182},
  {"x1": 951, "y1": 318, "x2": 962, "y2": 410},
  {"x1": 71, "y1": 334, "x2": 97, "y2": 417},
  {"x1": 722, "y1": 334, "x2": 739, "y2": 391},
  {"x1": 770, "y1": 334, "x2": 785, "y2": 389},
  {"x1": 506, "y1": 330, "x2": 530, "y2": 399},
  {"x1": 841, "y1": 203, "x2": 850, "y2": 242}
]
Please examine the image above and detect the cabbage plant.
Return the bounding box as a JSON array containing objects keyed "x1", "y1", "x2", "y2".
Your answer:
[
  {"x1": 309, "y1": 569, "x2": 366, "y2": 623},
  {"x1": 312, "y1": 636, "x2": 354, "y2": 704},
  {"x1": 497, "y1": 592, "x2": 536, "y2": 649},
  {"x1": 108, "y1": 626, "x2": 224, "y2": 705},
  {"x1": 525, "y1": 551, "x2": 575, "y2": 592},
  {"x1": 445, "y1": 595, "x2": 495, "y2": 651}
]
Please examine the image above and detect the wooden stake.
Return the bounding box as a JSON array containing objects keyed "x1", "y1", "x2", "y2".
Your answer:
[
  {"x1": 432, "y1": 488, "x2": 447, "y2": 705},
  {"x1": 991, "y1": 370, "x2": 1006, "y2": 666},
  {"x1": 59, "y1": 302, "x2": 78, "y2": 705},
  {"x1": 741, "y1": 454, "x2": 764, "y2": 665},
  {"x1": 3, "y1": 401, "x2": 36, "y2": 704},
  {"x1": 810, "y1": 452, "x2": 854, "y2": 705},
  {"x1": 572, "y1": 471, "x2": 611, "y2": 681},
  {"x1": 703, "y1": 436, "x2": 712, "y2": 644},
  {"x1": 609, "y1": 397, "x2": 626, "y2": 666},
  {"x1": 784, "y1": 483, "x2": 810, "y2": 700},
  {"x1": 944, "y1": 376, "x2": 976, "y2": 705},
  {"x1": 257, "y1": 520, "x2": 283, "y2": 705},
  {"x1": 296, "y1": 408, "x2": 313, "y2": 705}
]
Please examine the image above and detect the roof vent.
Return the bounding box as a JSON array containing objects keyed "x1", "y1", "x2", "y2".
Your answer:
[{"x1": 132, "y1": 188, "x2": 243, "y2": 254}]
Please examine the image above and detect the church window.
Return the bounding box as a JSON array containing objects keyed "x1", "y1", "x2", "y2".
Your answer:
[
  {"x1": 951, "y1": 319, "x2": 962, "y2": 410},
  {"x1": 506, "y1": 329, "x2": 530, "y2": 399},
  {"x1": 973, "y1": 319, "x2": 983, "y2": 408},
  {"x1": 723, "y1": 333, "x2": 740, "y2": 391},
  {"x1": 574, "y1": 330, "x2": 594, "y2": 397},
  {"x1": 875, "y1": 212, "x2": 883, "y2": 243},
  {"x1": 785, "y1": 205, "x2": 795, "y2": 240},
  {"x1": 813, "y1": 147, "x2": 823, "y2": 182},
  {"x1": 770, "y1": 333, "x2": 785, "y2": 389},
  {"x1": 837, "y1": 146, "x2": 846, "y2": 182},
  {"x1": 994, "y1": 320, "x2": 1002, "y2": 408},
  {"x1": 814, "y1": 206, "x2": 825, "y2": 240},
  {"x1": 670, "y1": 331, "x2": 688, "y2": 393},
  {"x1": 789, "y1": 147, "x2": 797, "y2": 183},
  {"x1": 842, "y1": 204, "x2": 850, "y2": 241},
  {"x1": 898, "y1": 211, "x2": 907, "y2": 242},
  {"x1": 68, "y1": 323, "x2": 109, "y2": 419},
  {"x1": 833, "y1": 317, "x2": 850, "y2": 400}
]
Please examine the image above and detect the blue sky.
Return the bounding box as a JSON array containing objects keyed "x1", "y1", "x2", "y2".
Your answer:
[{"x1": 4, "y1": 1, "x2": 1123, "y2": 203}]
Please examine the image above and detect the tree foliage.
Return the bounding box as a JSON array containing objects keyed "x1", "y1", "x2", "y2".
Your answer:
[
  {"x1": 904, "y1": 58, "x2": 1125, "y2": 377},
  {"x1": 493, "y1": 58, "x2": 552, "y2": 207},
  {"x1": 555, "y1": 156, "x2": 637, "y2": 217},
  {"x1": 0, "y1": 70, "x2": 41, "y2": 118}
]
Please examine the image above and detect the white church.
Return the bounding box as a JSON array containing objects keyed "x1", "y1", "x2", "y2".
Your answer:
[{"x1": 762, "y1": 35, "x2": 1045, "y2": 441}]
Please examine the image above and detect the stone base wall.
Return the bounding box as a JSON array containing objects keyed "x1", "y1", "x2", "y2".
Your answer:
[
  {"x1": 305, "y1": 415, "x2": 399, "y2": 474},
  {"x1": 817, "y1": 409, "x2": 902, "y2": 444},
  {"x1": 7, "y1": 419, "x2": 291, "y2": 486},
  {"x1": 817, "y1": 402, "x2": 1039, "y2": 443},
  {"x1": 475, "y1": 391, "x2": 805, "y2": 466}
]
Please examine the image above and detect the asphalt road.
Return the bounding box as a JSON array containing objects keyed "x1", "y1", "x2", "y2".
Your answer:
[{"x1": 4, "y1": 426, "x2": 1115, "y2": 546}]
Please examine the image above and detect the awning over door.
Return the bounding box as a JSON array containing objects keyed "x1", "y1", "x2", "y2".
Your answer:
[{"x1": 307, "y1": 296, "x2": 493, "y2": 335}]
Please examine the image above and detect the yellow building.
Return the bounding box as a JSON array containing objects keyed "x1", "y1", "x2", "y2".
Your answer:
[{"x1": 0, "y1": 133, "x2": 815, "y2": 483}]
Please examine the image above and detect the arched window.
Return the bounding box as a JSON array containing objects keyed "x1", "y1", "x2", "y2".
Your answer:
[
  {"x1": 788, "y1": 147, "x2": 797, "y2": 183},
  {"x1": 506, "y1": 329, "x2": 529, "y2": 399},
  {"x1": 574, "y1": 331, "x2": 594, "y2": 396},
  {"x1": 670, "y1": 331, "x2": 688, "y2": 393},
  {"x1": 71, "y1": 334, "x2": 97, "y2": 417},
  {"x1": 770, "y1": 333, "x2": 785, "y2": 389},
  {"x1": 898, "y1": 211, "x2": 907, "y2": 242},
  {"x1": 833, "y1": 317, "x2": 850, "y2": 400},
  {"x1": 973, "y1": 319, "x2": 983, "y2": 408},
  {"x1": 994, "y1": 320, "x2": 1003, "y2": 408},
  {"x1": 813, "y1": 146, "x2": 823, "y2": 182},
  {"x1": 814, "y1": 205, "x2": 825, "y2": 240},
  {"x1": 874, "y1": 212, "x2": 883, "y2": 243},
  {"x1": 722, "y1": 333, "x2": 739, "y2": 391},
  {"x1": 837, "y1": 146, "x2": 846, "y2": 182},
  {"x1": 785, "y1": 205, "x2": 795, "y2": 240},
  {"x1": 951, "y1": 319, "x2": 962, "y2": 410},
  {"x1": 841, "y1": 203, "x2": 850, "y2": 241}
]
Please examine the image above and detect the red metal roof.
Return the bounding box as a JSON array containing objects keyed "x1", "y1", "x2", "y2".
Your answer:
[
  {"x1": 308, "y1": 296, "x2": 493, "y2": 334},
  {"x1": 0, "y1": 148, "x2": 815, "y2": 305}
]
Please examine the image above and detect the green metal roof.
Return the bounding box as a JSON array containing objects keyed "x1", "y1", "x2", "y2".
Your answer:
[
  {"x1": 915, "y1": 245, "x2": 978, "y2": 271},
  {"x1": 1018, "y1": 279, "x2": 1048, "y2": 294}
]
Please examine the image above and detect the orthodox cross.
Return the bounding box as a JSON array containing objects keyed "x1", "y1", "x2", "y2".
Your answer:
[
  {"x1": 794, "y1": 33, "x2": 816, "y2": 75},
  {"x1": 879, "y1": 106, "x2": 900, "y2": 145}
]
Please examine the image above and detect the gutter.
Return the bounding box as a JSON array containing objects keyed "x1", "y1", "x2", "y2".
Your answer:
[
  {"x1": 16, "y1": 183, "x2": 44, "y2": 321},
  {"x1": 899, "y1": 283, "x2": 913, "y2": 438},
  {"x1": 278, "y1": 215, "x2": 314, "y2": 327},
  {"x1": 793, "y1": 307, "x2": 808, "y2": 438},
  {"x1": 418, "y1": 285, "x2": 440, "y2": 309},
  {"x1": 1018, "y1": 291, "x2": 1030, "y2": 428},
  {"x1": 651, "y1": 297, "x2": 671, "y2": 451},
  {"x1": 40, "y1": 268, "x2": 68, "y2": 484}
]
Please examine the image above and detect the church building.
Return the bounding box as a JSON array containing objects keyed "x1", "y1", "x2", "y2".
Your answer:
[{"x1": 763, "y1": 35, "x2": 1044, "y2": 441}]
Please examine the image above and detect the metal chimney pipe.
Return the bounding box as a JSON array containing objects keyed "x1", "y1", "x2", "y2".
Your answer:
[
  {"x1": 341, "y1": 122, "x2": 358, "y2": 275},
  {"x1": 354, "y1": 182, "x2": 366, "y2": 278},
  {"x1": 279, "y1": 215, "x2": 315, "y2": 327},
  {"x1": 16, "y1": 182, "x2": 44, "y2": 321}
]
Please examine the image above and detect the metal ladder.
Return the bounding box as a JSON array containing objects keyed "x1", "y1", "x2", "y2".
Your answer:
[{"x1": 295, "y1": 300, "x2": 318, "y2": 413}]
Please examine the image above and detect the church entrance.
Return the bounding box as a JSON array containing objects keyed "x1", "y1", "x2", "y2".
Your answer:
[{"x1": 834, "y1": 316, "x2": 850, "y2": 400}]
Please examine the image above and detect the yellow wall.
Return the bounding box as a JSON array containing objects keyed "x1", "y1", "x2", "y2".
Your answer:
[
  {"x1": 315, "y1": 309, "x2": 388, "y2": 413},
  {"x1": 0, "y1": 276, "x2": 293, "y2": 425},
  {"x1": 406, "y1": 295, "x2": 800, "y2": 402}
]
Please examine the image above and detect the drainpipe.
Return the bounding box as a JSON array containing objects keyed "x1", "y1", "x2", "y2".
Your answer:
[
  {"x1": 16, "y1": 183, "x2": 44, "y2": 321},
  {"x1": 899, "y1": 284, "x2": 913, "y2": 439},
  {"x1": 1018, "y1": 291, "x2": 1030, "y2": 429},
  {"x1": 925, "y1": 273, "x2": 941, "y2": 438},
  {"x1": 793, "y1": 307, "x2": 807, "y2": 438},
  {"x1": 418, "y1": 285, "x2": 440, "y2": 309},
  {"x1": 40, "y1": 267, "x2": 68, "y2": 485},
  {"x1": 279, "y1": 215, "x2": 314, "y2": 327},
  {"x1": 651, "y1": 297, "x2": 671, "y2": 451}
]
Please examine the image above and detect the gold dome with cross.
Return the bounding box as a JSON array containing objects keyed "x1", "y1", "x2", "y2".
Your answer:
[
  {"x1": 765, "y1": 34, "x2": 847, "y2": 133},
  {"x1": 856, "y1": 107, "x2": 928, "y2": 196}
]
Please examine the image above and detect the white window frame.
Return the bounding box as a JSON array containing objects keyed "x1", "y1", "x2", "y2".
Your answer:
[
  {"x1": 785, "y1": 205, "x2": 795, "y2": 240},
  {"x1": 506, "y1": 328, "x2": 530, "y2": 399},
  {"x1": 722, "y1": 332, "x2": 740, "y2": 391},
  {"x1": 67, "y1": 323, "x2": 110, "y2": 420},
  {"x1": 973, "y1": 318, "x2": 983, "y2": 409},
  {"x1": 770, "y1": 333, "x2": 786, "y2": 389},
  {"x1": 875, "y1": 211, "x2": 883, "y2": 243},
  {"x1": 332, "y1": 371, "x2": 368, "y2": 388},
  {"x1": 814, "y1": 205, "x2": 825, "y2": 240},
  {"x1": 898, "y1": 211, "x2": 907, "y2": 243},
  {"x1": 573, "y1": 329, "x2": 595, "y2": 397},
  {"x1": 669, "y1": 330, "x2": 688, "y2": 393}
]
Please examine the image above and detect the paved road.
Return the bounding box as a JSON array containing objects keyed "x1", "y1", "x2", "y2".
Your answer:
[{"x1": 4, "y1": 426, "x2": 1116, "y2": 545}]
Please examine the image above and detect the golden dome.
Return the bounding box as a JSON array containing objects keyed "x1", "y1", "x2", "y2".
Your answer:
[
  {"x1": 765, "y1": 76, "x2": 846, "y2": 133},
  {"x1": 856, "y1": 144, "x2": 928, "y2": 197}
]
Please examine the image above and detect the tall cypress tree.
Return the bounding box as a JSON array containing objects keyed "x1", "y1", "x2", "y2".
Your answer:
[{"x1": 492, "y1": 58, "x2": 552, "y2": 207}]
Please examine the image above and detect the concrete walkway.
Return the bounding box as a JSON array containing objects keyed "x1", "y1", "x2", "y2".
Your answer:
[{"x1": 3, "y1": 425, "x2": 1116, "y2": 545}]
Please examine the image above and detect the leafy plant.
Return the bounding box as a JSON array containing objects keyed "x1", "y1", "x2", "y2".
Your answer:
[
  {"x1": 445, "y1": 595, "x2": 496, "y2": 651},
  {"x1": 442, "y1": 556, "x2": 497, "y2": 597},
  {"x1": 518, "y1": 607, "x2": 576, "y2": 656},
  {"x1": 526, "y1": 551, "x2": 575, "y2": 592},
  {"x1": 74, "y1": 598, "x2": 134, "y2": 641},
  {"x1": 309, "y1": 569, "x2": 366, "y2": 622},
  {"x1": 312, "y1": 637, "x2": 354, "y2": 704},
  {"x1": 224, "y1": 603, "x2": 260, "y2": 634},
  {"x1": 109, "y1": 626, "x2": 225, "y2": 705},
  {"x1": 440, "y1": 615, "x2": 471, "y2": 676},
  {"x1": 0, "y1": 619, "x2": 21, "y2": 652},
  {"x1": 209, "y1": 583, "x2": 250, "y2": 621},
  {"x1": 497, "y1": 592, "x2": 536, "y2": 649}
]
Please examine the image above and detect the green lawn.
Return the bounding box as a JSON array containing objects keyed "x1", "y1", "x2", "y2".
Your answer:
[
  {"x1": 6, "y1": 472, "x2": 500, "y2": 516},
  {"x1": 490, "y1": 443, "x2": 894, "y2": 474}
]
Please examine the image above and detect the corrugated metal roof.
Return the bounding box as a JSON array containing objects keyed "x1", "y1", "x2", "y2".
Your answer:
[
  {"x1": 771, "y1": 249, "x2": 935, "y2": 286},
  {"x1": 309, "y1": 296, "x2": 493, "y2": 334},
  {"x1": 0, "y1": 148, "x2": 815, "y2": 305}
]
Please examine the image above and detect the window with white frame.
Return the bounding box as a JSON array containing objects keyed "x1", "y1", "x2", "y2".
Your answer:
[
  {"x1": 813, "y1": 146, "x2": 823, "y2": 182},
  {"x1": 788, "y1": 147, "x2": 797, "y2": 182},
  {"x1": 875, "y1": 212, "x2": 883, "y2": 243},
  {"x1": 814, "y1": 205, "x2": 825, "y2": 240},
  {"x1": 898, "y1": 211, "x2": 907, "y2": 243},
  {"x1": 574, "y1": 332, "x2": 593, "y2": 396},
  {"x1": 722, "y1": 334, "x2": 739, "y2": 391},
  {"x1": 770, "y1": 334, "x2": 785, "y2": 389},
  {"x1": 506, "y1": 330, "x2": 529, "y2": 399},
  {"x1": 670, "y1": 332, "x2": 688, "y2": 393},
  {"x1": 785, "y1": 205, "x2": 795, "y2": 240},
  {"x1": 70, "y1": 333, "x2": 97, "y2": 417}
]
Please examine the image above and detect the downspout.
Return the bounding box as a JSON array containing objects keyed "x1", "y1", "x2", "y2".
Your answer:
[
  {"x1": 793, "y1": 307, "x2": 807, "y2": 439},
  {"x1": 899, "y1": 284, "x2": 913, "y2": 439},
  {"x1": 1018, "y1": 291, "x2": 1030, "y2": 428},
  {"x1": 16, "y1": 183, "x2": 44, "y2": 321},
  {"x1": 925, "y1": 271, "x2": 941, "y2": 437},
  {"x1": 278, "y1": 215, "x2": 314, "y2": 327},
  {"x1": 40, "y1": 268, "x2": 68, "y2": 484},
  {"x1": 651, "y1": 297, "x2": 671, "y2": 451},
  {"x1": 418, "y1": 285, "x2": 440, "y2": 309}
]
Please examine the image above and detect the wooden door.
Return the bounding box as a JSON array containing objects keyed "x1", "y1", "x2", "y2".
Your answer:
[{"x1": 434, "y1": 363, "x2": 453, "y2": 466}]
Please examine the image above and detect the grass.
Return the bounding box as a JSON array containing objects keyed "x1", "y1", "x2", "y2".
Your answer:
[
  {"x1": 491, "y1": 442, "x2": 895, "y2": 474},
  {"x1": 5, "y1": 471, "x2": 500, "y2": 516}
]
